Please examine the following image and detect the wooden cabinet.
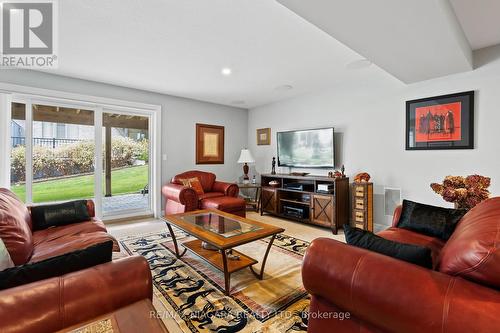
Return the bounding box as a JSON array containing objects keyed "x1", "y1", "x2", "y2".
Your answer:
[
  {"x1": 351, "y1": 182, "x2": 373, "y2": 231},
  {"x1": 311, "y1": 194, "x2": 334, "y2": 227},
  {"x1": 260, "y1": 174, "x2": 349, "y2": 234},
  {"x1": 261, "y1": 187, "x2": 278, "y2": 214}
]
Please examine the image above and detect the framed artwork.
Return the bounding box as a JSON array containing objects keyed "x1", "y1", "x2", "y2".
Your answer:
[
  {"x1": 196, "y1": 123, "x2": 224, "y2": 164},
  {"x1": 256, "y1": 128, "x2": 271, "y2": 145},
  {"x1": 406, "y1": 91, "x2": 474, "y2": 150}
]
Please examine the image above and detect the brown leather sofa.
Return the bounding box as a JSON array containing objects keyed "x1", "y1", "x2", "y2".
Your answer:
[
  {"x1": 162, "y1": 170, "x2": 246, "y2": 217},
  {"x1": 0, "y1": 256, "x2": 166, "y2": 333},
  {"x1": 0, "y1": 188, "x2": 119, "y2": 266},
  {"x1": 303, "y1": 197, "x2": 500, "y2": 333}
]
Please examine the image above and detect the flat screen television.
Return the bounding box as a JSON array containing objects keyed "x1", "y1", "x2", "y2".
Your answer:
[{"x1": 277, "y1": 127, "x2": 335, "y2": 168}]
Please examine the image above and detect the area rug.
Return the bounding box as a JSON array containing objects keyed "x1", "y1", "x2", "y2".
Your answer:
[{"x1": 119, "y1": 228, "x2": 310, "y2": 333}]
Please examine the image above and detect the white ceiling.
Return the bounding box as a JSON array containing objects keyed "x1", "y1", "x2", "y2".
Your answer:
[
  {"x1": 277, "y1": 0, "x2": 473, "y2": 84},
  {"x1": 450, "y1": 0, "x2": 500, "y2": 50},
  {"x1": 47, "y1": 0, "x2": 395, "y2": 109},
  {"x1": 42, "y1": 0, "x2": 500, "y2": 109}
]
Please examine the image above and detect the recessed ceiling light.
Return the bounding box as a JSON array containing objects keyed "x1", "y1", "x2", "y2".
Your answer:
[
  {"x1": 231, "y1": 100, "x2": 245, "y2": 105},
  {"x1": 346, "y1": 59, "x2": 372, "y2": 69},
  {"x1": 221, "y1": 67, "x2": 232, "y2": 76},
  {"x1": 275, "y1": 84, "x2": 293, "y2": 91}
]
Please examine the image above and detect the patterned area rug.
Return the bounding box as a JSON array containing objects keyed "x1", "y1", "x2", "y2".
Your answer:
[{"x1": 120, "y1": 228, "x2": 310, "y2": 333}]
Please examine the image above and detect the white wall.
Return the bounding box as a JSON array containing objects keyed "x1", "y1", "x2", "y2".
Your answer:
[
  {"x1": 0, "y1": 70, "x2": 248, "y2": 197},
  {"x1": 248, "y1": 45, "x2": 500, "y2": 229}
]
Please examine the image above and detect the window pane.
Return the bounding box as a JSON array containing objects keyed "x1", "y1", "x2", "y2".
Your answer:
[
  {"x1": 102, "y1": 112, "x2": 150, "y2": 215},
  {"x1": 32, "y1": 104, "x2": 95, "y2": 203},
  {"x1": 10, "y1": 103, "x2": 26, "y2": 202}
]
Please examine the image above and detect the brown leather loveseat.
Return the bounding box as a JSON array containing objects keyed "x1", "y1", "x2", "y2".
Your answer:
[
  {"x1": 0, "y1": 188, "x2": 166, "y2": 332},
  {"x1": 303, "y1": 197, "x2": 500, "y2": 333},
  {"x1": 0, "y1": 188, "x2": 119, "y2": 266},
  {"x1": 162, "y1": 170, "x2": 246, "y2": 217}
]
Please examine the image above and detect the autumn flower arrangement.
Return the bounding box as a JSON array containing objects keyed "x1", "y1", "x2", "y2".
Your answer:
[{"x1": 430, "y1": 175, "x2": 491, "y2": 210}]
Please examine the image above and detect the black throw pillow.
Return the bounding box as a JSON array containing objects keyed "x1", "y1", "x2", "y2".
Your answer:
[
  {"x1": 31, "y1": 200, "x2": 90, "y2": 230},
  {"x1": 397, "y1": 200, "x2": 465, "y2": 240},
  {"x1": 344, "y1": 224, "x2": 433, "y2": 268},
  {"x1": 0, "y1": 241, "x2": 113, "y2": 290}
]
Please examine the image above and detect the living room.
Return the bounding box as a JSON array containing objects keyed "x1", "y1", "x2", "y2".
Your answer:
[{"x1": 1, "y1": 1, "x2": 499, "y2": 332}]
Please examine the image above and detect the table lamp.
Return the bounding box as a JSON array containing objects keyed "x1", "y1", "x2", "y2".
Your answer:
[{"x1": 237, "y1": 149, "x2": 255, "y2": 183}]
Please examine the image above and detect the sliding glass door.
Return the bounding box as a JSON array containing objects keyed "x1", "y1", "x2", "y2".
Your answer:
[
  {"x1": 102, "y1": 111, "x2": 151, "y2": 216},
  {"x1": 8, "y1": 98, "x2": 155, "y2": 219},
  {"x1": 32, "y1": 104, "x2": 96, "y2": 203}
]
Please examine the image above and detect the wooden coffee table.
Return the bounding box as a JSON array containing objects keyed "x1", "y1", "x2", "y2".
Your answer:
[{"x1": 163, "y1": 209, "x2": 284, "y2": 295}]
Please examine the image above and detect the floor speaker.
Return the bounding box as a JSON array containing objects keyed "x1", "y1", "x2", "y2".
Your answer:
[{"x1": 384, "y1": 187, "x2": 401, "y2": 216}]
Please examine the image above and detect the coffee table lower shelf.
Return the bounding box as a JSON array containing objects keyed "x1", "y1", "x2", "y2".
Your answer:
[{"x1": 182, "y1": 239, "x2": 258, "y2": 274}]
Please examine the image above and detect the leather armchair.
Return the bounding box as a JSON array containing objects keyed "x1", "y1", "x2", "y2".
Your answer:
[
  {"x1": 303, "y1": 198, "x2": 500, "y2": 333},
  {"x1": 0, "y1": 256, "x2": 152, "y2": 333},
  {"x1": 163, "y1": 170, "x2": 241, "y2": 215}
]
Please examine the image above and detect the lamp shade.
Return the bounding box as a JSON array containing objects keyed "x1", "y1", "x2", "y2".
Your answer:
[{"x1": 237, "y1": 149, "x2": 255, "y2": 164}]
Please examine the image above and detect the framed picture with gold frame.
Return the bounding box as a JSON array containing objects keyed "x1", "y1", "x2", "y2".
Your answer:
[
  {"x1": 196, "y1": 123, "x2": 224, "y2": 164},
  {"x1": 257, "y1": 128, "x2": 271, "y2": 145}
]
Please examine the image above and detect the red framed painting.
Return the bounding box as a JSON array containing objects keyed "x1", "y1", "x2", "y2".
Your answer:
[{"x1": 406, "y1": 91, "x2": 474, "y2": 150}]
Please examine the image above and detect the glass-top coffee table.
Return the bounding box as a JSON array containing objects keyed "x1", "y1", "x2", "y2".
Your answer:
[{"x1": 163, "y1": 209, "x2": 284, "y2": 295}]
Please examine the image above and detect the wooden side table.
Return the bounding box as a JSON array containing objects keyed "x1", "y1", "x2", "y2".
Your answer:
[{"x1": 237, "y1": 183, "x2": 261, "y2": 211}]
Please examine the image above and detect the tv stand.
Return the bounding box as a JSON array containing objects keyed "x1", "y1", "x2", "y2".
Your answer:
[{"x1": 260, "y1": 173, "x2": 349, "y2": 234}]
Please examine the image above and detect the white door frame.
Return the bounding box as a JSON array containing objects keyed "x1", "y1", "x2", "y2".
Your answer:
[{"x1": 0, "y1": 83, "x2": 162, "y2": 220}]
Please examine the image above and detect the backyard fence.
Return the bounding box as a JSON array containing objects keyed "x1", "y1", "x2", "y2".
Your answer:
[{"x1": 11, "y1": 137, "x2": 82, "y2": 148}]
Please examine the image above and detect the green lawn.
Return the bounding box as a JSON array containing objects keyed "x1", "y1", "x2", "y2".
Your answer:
[{"x1": 11, "y1": 165, "x2": 148, "y2": 203}]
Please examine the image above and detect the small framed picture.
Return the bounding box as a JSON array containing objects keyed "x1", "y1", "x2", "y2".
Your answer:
[
  {"x1": 257, "y1": 128, "x2": 271, "y2": 145},
  {"x1": 406, "y1": 91, "x2": 474, "y2": 150}
]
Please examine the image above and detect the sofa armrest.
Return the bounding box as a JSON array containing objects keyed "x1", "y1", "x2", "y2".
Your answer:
[
  {"x1": 303, "y1": 238, "x2": 500, "y2": 333},
  {"x1": 162, "y1": 183, "x2": 198, "y2": 206},
  {"x1": 212, "y1": 181, "x2": 239, "y2": 197},
  {"x1": 86, "y1": 200, "x2": 96, "y2": 217},
  {"x1": 391, "y1": 204, "x2": 402, "y2": 227},
  {"x1": 0, "y1": 256, "x2": 152, "y2": 333}
]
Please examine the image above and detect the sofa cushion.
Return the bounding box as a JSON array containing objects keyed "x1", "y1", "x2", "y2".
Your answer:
[
  {"x1": 0, "y1": 240, "x2": 113, "y2": 290},
  {"x1": 345, "y1": 224, "x2": 432, "y2": 268},
  {"x1": 32, "y1": 219, "x2": 107, "y2": 247},
  {"x1": 201, "y1": 196, "x2": 246, "y2": 212},
  {"x1": 173, "y1": 171, "x2": 216, "y2": 192},
  {"x1": 398, "y1": 199, "x2": 465, "y2": 240},
  {"x1": 31, "y1": 200, "x2": 91, "y2": 231},
  {"x1": 29, "y1": 231, "x2": 119, "y2": 263},
  {"x1": 438, "y1": 197, "x2": 500, "y2": 288},
  {"x1": 378, "y1": 227, "x2": 445, "y2": 267},
  {"x1": 0, "y1": 188, "x2": 34, "y2": 265}
]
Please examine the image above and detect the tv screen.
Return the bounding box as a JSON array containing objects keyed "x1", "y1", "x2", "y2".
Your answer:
[{"x1": 277, "y1": 128, "x2": 334, "y2": 168}]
